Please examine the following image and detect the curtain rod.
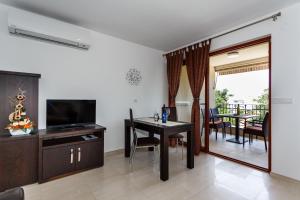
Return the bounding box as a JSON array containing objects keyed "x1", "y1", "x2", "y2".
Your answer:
[{"x1": 163, "y1": 12, "x2": 281, "y2": 56}]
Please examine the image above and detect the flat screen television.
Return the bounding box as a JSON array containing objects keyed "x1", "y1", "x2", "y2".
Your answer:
[{"x1": 46, "y1": 100, "x2": 96, "y2": 128}]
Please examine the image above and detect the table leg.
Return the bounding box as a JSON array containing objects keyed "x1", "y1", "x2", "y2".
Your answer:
[
  {"x1": 148, "y1": 131, "x2": 154, "y2": 151},
  {"x1": 235, "y1": 118, "x2": 240, "y2": 141},
  {"x1": 187, "y1": 130, "x2": 194, "y2": 169},
  {"x1": 160, "y1": 130, "x2": 169, "y2": 181},
  {"x1": 226, "y1": 117, "x2": 248, "y2": 144},
  {"x1": 125, "y1": 122, "x2": 131, "y2": 157}
]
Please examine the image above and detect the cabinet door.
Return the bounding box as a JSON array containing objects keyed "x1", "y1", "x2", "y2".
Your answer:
[
  {"x1": 42, "y1": 145, "x2": 76, "y2": 180},
  {"x1": 0, "y1": 137, "x2": 38, "y2": 192},
  {"x1": 76, "y1": 140, "x2": 102, "y2": 170}
]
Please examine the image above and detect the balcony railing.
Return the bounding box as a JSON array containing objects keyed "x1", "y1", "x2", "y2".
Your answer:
[{"x1": 217, "y1": 103, "x2": 268, "y2": 127}]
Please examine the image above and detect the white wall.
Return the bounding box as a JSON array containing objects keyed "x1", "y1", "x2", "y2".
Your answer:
[
  {"x1": 0, "y1": 4, "x2": 167, "y2": 152},
  {"x1": 210, "y1": 2, "x2": 300, "y2": 180}
]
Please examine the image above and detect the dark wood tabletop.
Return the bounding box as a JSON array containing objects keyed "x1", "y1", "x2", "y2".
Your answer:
[
  {"x1": 0, "y1": 130, "x2": 38, "y2": 141},
  {"x1": 38, "y1": 124, "x2": 106, "y2": 139},
  {"x1": 0, "y1": 124, "x2": 106, "y2": 141}
]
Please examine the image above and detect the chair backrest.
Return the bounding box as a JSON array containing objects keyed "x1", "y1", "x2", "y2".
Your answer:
[
  {"x1": 162, "y1": 107, "x2": 178, "y2": 121},
  {"x1": 262, "y1": 112, "x2": 270, "y2": 137},
  {"x1": 209, "y1": 108, "x2": 220, "y2": 123},
  {"x1": 210, "y1": 107, "x2": 220, "y2": 117},
  {"x1": 129, "y1": 108, "x2": 138, "y2": 145},
  {"x1": 201, "y1": 108, "x2": 213, "y2": 122}
]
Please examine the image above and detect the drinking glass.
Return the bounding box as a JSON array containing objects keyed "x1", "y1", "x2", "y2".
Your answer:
[{"x1": 154, "y1": 112, "x2": 159, "y2": 122}]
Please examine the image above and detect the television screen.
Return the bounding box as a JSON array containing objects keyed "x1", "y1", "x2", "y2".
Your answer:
[{"x1": 46, "y1": 100, "x2": 96, "y2": 128}]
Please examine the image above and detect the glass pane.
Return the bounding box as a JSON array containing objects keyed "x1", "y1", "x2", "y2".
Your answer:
[
  {"x1": 200, "y1": 103, "x2": 206, "y2": 148},
  {"x1": 208, "y1": 42, "x2": 270, "y2": 169}
]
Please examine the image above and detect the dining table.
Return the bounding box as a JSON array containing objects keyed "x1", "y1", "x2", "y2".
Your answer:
[
  {"x1": 215, "y1": 114, "x2": 258, "y2": 144},
  {"x1": 124, "y1": 117, "x2": 194, "y2": 181}
]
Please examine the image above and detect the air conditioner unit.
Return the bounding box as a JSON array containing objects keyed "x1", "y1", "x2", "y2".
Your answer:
[{"x1": 8, "y1": 10, "x2": 91, "y2": 50}]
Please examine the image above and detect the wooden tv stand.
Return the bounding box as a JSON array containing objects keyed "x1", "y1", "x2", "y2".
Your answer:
[{"x1": 38, "y1": 124, "x2": 106, "y2": 183}]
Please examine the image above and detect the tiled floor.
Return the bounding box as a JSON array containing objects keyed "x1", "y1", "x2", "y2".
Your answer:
[
  {"x1": 23, "y1": 149, "x2": 299, "y2": 200},
  {"x1": 209, "y1": 132, "x2": 268, "y2": 168}
]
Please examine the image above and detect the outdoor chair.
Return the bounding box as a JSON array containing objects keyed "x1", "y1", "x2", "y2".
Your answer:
[
  {"x1": 243, "y1": 112, "x2": 269, "y2": 151},
  {"x1": 211, "y1": 107, "x2": 232, "y2": 138}
]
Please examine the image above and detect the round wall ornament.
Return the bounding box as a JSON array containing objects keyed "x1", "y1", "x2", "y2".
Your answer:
[{"x1": 126, "y1": 68, "x2": 142, "y2": 86}]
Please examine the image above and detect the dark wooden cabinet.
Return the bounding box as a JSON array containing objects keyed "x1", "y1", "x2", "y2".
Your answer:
[
  {"x1": 76, "y1": 140, "x2": 103, "y2": 170},
  {"x1": 0, "y1": 135, "x2": 38, "y2": 192},
  {"x1": 0, "y1": 125, "x2": 106, "y2": 189},
  {"x1": 0, "y1": 70, "x2": 40, "y2": 192},
  {"x1": 42, "y1": 140, "x2": 103, "y2": 180},
  {"x1": 42, "y1": 145, "x2": 76, "y2": 180},
  {"x1": 38, "y1": 125, "x2": 105, "y2": 183}
]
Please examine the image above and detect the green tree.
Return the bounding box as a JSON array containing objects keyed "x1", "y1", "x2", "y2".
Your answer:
[
  {"x1": 215, "y1": 89, "x2": 233, "y2": 107},
  {"x1": 253, "y1": 89, "x2": 269, "y2": 105}
]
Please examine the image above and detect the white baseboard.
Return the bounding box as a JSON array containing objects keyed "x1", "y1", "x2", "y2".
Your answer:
[
  {"x1": 270, "y1": 172, "x2": 300, "y2": 183},
  {"x1": 104, "y1": 149, "x2": 124, "y2": 157}
]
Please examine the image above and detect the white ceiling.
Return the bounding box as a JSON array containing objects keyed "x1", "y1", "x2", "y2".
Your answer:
[
  {"x1": 210, "y1": 43, "x2": 269, "y2": 67},
  {"x1": 0, "y1": 0, "x2": 298, "y2": 51}
]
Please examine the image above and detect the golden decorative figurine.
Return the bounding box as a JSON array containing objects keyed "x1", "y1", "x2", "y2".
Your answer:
[{"x1": 6, "y1": 88, "x2": 34, "y2": 136}]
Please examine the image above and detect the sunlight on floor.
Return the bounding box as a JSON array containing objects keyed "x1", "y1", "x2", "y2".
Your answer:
[{"x1": 209, "y1": 132, "x2": 268, "y2": 168}]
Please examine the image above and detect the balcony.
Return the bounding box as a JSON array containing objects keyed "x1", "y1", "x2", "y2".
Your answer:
[
  {"x1": 207, "y1": 103, "x2": 269, "y2": 168},
  {"x1": 216, "y1": 103, "x2": 268, "y2": 128}
]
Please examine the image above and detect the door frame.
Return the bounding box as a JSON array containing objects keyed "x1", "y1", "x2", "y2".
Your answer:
[{"x1": 203, "y1": 35, "x2": 272, "y2": 172}]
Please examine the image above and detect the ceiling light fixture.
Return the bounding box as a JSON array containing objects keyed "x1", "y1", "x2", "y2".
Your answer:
[{"x1": 227, "y1": 51, "x2": 239, "y2": 58}]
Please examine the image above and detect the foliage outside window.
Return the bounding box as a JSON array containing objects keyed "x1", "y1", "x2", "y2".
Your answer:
[
  {"x1": 215, "y1": 89, "x2": 233, "y2": 108},
  {"x1": 253, "y1": 88, "x2": 269, "y2": 107},
  {"x1": 215, "y1": 88, "x2": 269, "y2": 124}
]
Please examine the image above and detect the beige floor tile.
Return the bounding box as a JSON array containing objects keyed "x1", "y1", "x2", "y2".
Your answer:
[
  {"x1": 209, "y1": 132, "x2": 268, "y2": 168},
  {"x1": 22, "y1": 148, "x2": 299, "y2": 200}
]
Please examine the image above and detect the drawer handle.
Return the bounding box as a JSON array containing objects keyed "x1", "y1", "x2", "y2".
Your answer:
[
  {"x1": 78, "y1": 148, "x2": 81, "y2": 162},
  {"x1": 70, "y1": 148, "x2": 74, "y2": 164}
]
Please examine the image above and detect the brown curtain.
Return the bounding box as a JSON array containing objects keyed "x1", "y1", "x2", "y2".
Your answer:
[
  {"x1": 166, "y1": 51, "x2": 183, "y2": 107},
  {"x1": 186, "y1": 40, "x2": 211, "y2": 155}
]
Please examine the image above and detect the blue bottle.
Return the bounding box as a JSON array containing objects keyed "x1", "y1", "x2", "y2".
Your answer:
[{"x1": 162, "y1": 104, "x2": 167, "y2": 123}]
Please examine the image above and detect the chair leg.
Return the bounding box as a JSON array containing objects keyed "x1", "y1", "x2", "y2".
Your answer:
[
  {"x1": 215, "y1": 128, "x2": 218, "y2": 140},
  {"x1": 129, "y1": 151, "x2": 132, "y2": 165},
  {"x1": 249, "y1": 133, "x2": 251, "y2": 145},
  {"x1": 264, "y1": 136, "x2": 267, "y2": 152},
  {"x1": 156, "y1": 145, "x2": 159, "y2": 163},
  {"x1": 152, "y1": 145, "x2": 156, "y2": 161},
  {"x1": 181, "y1": 138, "x2": 184, "y2": 160},
  {"x1": 154, "y1": 144, "x2": 160, "y2": 162},
  {"x1": 129, "y1": 143, "x2": 134, "y2": 164},
  {"x1": 176, "y1": 139, "x2": 179, "y2": 153},
  {"x1": 130, "y1": 145, "x2": 137, "y2": 169},
  {"x1": 243, "y1": 131, "x2": 245, "y2": 148},
  {"x1": 230, "y1": 125, "x2": 232, "y2": 135}
]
